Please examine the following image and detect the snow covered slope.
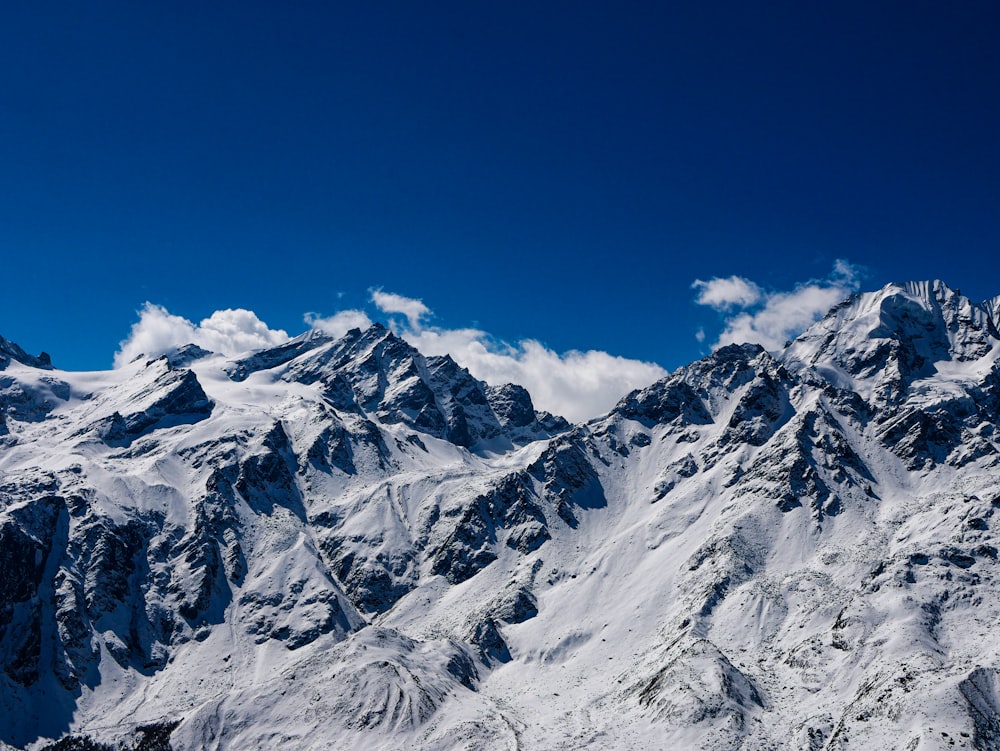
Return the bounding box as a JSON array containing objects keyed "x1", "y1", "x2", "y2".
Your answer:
[{"x1": 2, "y1": 281, "x2": 1000, "y2": 750}]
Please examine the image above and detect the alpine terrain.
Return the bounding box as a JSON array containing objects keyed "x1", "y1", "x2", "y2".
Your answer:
[{"x1": 4, "y1": 279, "x2": 1000, "y2": 751}]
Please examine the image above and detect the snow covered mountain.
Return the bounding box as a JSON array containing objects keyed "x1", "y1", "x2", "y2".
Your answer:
[{"x1": 2, "y1": 280, "x2": 1000, "y2": 750}]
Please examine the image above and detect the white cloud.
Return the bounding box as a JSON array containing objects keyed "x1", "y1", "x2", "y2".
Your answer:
[
  {"x1": 114, "y1": 303, "x2": 289, "y2": 367},
  {"x1": 695, "y1": 260, "x2": 862, "y2": 351},
  {"x1": 370, "y1": 290, "x2": 431, "y2": 331},
  {"x1": 404, "y1": 327, "x2": 667, "y2": 424},
  {"x1": 830, "y1": 258, "x2": 861, "y2": 289},
  {"x1": 197, "y1": 309, "x2": 289, "y2": 353},
  {"x1": 304, "y1": 309, "x2": 372, "y2": 339},
  {"x1": 712, "y1": 285, "x2": 852, "y2": 350},
  {"x1": 691, "y1": 275, "x2": 763, "y2": 310}
]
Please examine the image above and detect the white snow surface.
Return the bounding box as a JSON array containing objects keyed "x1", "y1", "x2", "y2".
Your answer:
[{"x1": 1, "y1": 281, "x2": 1000, "y2": 750}]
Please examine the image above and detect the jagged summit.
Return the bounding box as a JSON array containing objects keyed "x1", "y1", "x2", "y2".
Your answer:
[
  {"x1": 0, "y1": 334, "x2": 52, "y2": 370},
  {"x1": 782, "y1": 280, "x2": 999, "y2": 406},
  {"x1": 165, "y1": 342, "x2": 214, "y2": 369},
  {"x1": 226, "y1": 327, "x2": 337, "y2": 380},
  {"x1": 787, "y1": 279, "x2": 998, "y2": 364},
  {"x1": 3, "y1": 281, "x2": 1000, "y2": 750},
  {"x1": 228, "y1": 323, "x2": 566, "y2": 450}
]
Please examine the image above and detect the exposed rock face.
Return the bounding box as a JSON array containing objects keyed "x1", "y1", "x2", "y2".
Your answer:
[
  {"x1": 0, "y1": 495, "x2": 65, "y2": 686},
  {"x1": 2, "y1": 280, "x2": 1000, "y2": 750},
  {"x1": 0, "y1": 373, "x2": 69, "y2": 425},
  {"x1": 0, "y1": 334, "x2": 53, "y2": 371},
  {"x1": 166, "y1": 344, "x2": 213, "y2": 369}
]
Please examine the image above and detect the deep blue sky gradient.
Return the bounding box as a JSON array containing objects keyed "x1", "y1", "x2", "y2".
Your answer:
[{"x1": 2, "y1": 1, "x2": 998, "y2": 369}]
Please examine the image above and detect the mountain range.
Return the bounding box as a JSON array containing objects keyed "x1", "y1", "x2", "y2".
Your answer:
[{"x1": 2, "y1": 280, "x2": 1000, "y2": 750}]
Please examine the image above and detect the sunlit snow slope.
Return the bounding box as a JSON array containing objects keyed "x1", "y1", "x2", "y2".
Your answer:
[{"x1": 2, "y1": 281, "x2": 1000, "y2": 751}]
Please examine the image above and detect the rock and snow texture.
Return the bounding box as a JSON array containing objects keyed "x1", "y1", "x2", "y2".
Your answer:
[{"x1": 2, "y1": 281, "x2": 1000, "y2": 749}]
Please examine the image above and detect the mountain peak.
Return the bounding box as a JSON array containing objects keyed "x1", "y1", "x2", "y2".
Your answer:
[
  {"x1": 166, "y1": 343, "x2": 214, "y2": 369},
  {"x1": 0, "y1": 334, "x2": 53, "y2": 370},
  {"x1": 221, "y1": 322, "x2": 566, "y2": 450},
  {"x1": 784, "y1": 280, "x2": 999, "y2": 396}
]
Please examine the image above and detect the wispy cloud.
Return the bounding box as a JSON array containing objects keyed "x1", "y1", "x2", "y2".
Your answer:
[
  {"x1": 114, "y1": 304, "x2": 290, "y2": 367},
  {"x1": 694, "y1": 261, "x2": 862, "y2": 351},
  {"x1": 370, "y1": 289, "x2": 431, "y2": 331},
  {"x1": 691, "y1": 275, "x2": 763, "y2": 310}
]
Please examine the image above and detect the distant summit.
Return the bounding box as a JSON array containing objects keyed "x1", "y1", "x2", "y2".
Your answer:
[{"x1": 0, "y1": 333, "x2": 52, "y2": 370}]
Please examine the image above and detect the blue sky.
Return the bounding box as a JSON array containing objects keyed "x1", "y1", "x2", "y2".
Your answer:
[{"x1": 2, "y1": 2, "x2": 998, "y2": 407}]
